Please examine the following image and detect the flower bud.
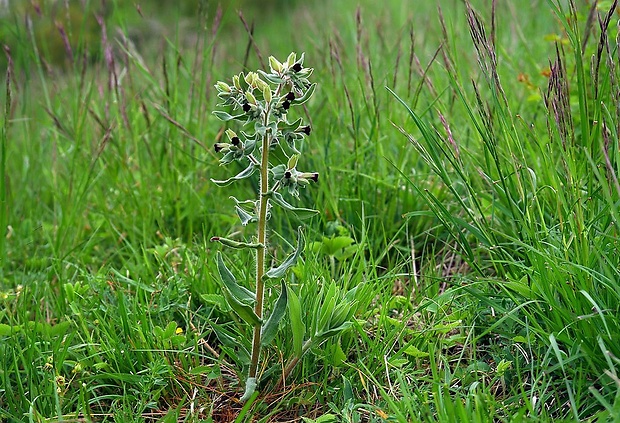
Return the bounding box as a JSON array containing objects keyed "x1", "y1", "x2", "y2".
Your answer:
[
  {"x1": 292, "y1": 63, "x2": 302, "y2": 72},
  {"x1": 232, "y1": 74, "x2": 241, "y2": 90},
  {"x1": 216, "y1": 81, "x2": 232, "y2": 93},
  {"x1": 286, "y1": 91, "x2": 296, "y2": 101},
  {"x1": 269, "y1": 56, "x2": 283, "y2": 73},
  {"x1": 245, "y1": 90, "x2": 257, "y2": 105}
]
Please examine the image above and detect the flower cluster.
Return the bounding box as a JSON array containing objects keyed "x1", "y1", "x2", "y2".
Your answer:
[{"x1": 213, "y1": 52, "x2": 318, "y2": 194}]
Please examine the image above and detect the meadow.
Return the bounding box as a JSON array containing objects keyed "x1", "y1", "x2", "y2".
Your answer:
[{"x1": 1, "y1": 0, "x2": 619, "y2": 421}]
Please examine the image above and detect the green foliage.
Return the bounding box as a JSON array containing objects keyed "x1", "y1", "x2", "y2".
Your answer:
[{"x1": 1, "y1": 0, "x2": 619, "y2": 420}]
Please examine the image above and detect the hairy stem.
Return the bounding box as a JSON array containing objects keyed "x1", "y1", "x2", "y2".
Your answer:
[{"x1": 248, "y1": 117, "x2": 271, "y2": 380}]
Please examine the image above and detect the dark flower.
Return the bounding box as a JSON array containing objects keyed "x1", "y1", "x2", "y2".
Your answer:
[
  {"x1": 286, "y1": 91, "x2": 296, "y2": 101},
  {"x1": 301, "y1": 125, "x2": 311, "y2": 135},
  {"x1": 231, "y1": 136, "x2": 241, "y2": 146},
  {"x1": 284, "y1": 171, "x2": 292, "y2": 179},
  {"x1": 292, "y1": 63, "x2": 302, "y2": 72},
  {"x1": 282, "y1": 100, "x2": 291, "y2": 110},
  {"x1": 243, "y1": 103, "x2": 251, "y2": 112}
]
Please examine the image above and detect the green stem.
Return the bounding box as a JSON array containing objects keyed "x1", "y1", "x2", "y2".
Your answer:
[{"x1": 248, "y1": 118, "x2": 271, "y2": 381}]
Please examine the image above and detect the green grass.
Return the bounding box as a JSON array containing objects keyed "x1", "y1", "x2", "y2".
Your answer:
[{"x1": 1, "y1": 0, "x2": 619, "y2": 421}]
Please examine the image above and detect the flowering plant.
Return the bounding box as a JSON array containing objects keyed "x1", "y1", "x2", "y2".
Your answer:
[{"x1": 211, "y1": 53, "x2": 318, "y2": 401}]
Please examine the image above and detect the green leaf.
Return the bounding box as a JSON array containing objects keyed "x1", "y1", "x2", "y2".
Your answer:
[
  {"x1": 257, "y1": 69, "x2": 285, "y2": 84},
  {"x1": 264, "y1": 227, "x2": 304, "y2": 279},
  {"x1": 211, "y1": 163, "x2": 258, "y2": 187},
  {"x1": 317, "y1": 283, "x2": 337, "y2": 332},
  {"x1": 222, "y1": 288, "x2": 261, "y2": 326},
  {"x1": 235, "y1": 206, "x2": 257, "y2": 226},
  {"x1": 212, "y1": 110, "x2": 244, "y2": 121},
  {"x1": 269, "y1": 192, "x2": 318, "y2": 219},
  {"x1": 287, "y1": 287, "x2": 305, "y2": 358},
  {"x1": 163, "y1": 321, "x2": 177, "y2": 339},
  {"x1": 261, "y1": 280, "x2": 288, "y2": 346},
  {"x1": 0, "y1": 323, "x2": 17, "y2": 336},
  {"x1": 216, "y1": 252, "x2": 255, "y2": 304},
  {"x1": 201, "y1": 293, "x2": 231, "y2": 312},
  {"x1": 293, "y1": 83, "x2": 316, "y2": 105},
  {"x1": 316, "y1": 236, "x2": 354, "y2": 256},
  {"x1": 316, "y1": 322, "x2": 352, "y2": 339},
  {"x1": 402, "y1": 345, "x2": 430, "y2": 358},
  {"x1": 48, "y1": 321, "x2": 72, "y2": 337},
  {"x1": 240, "y1": 377, "x2": 258, "y2": 403},
  {"x1": 211, "y1": 236, "x2": 263, "y2": 249}
]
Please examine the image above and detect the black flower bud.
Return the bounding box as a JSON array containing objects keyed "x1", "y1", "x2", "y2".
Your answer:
[
  {"x1": 231, "y1": 136, "x2": 241, "y2": 146},
  {"x1": 242, "y1": 103, "x2": 251, "y2": 112},
  {"x1": 282, "y1": 100, "x2": 291, "y2": 110},
  {"x1": 301, "y1": 125, "x2": 311, "y2": 135},
  {"x1": 284, "y1": 170, "x2": 292, "y2": 179},
  {"x1": 292, "y1": 63, "x2": 302, "y2": 72},
  {"x1": 286, "y1": 91, "x2": 296, "y2": 101}
]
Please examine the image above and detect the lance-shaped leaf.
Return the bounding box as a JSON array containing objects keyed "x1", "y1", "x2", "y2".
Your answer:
[
  {"x1": 260, "y1": 280, "x2": 288, "y2": 346},
  {"x1": 235, "y1": 206, "x2": 257, "y2": 226},
  {"x1": 216, "y1": 252, "x2": 261, "y2": 326},
  {"x1": 257, "y1": 69, "x2": 285, "y2": 84},
  {"x1": 212, "y1": 110, "x2": 245, "y2": 122},
  {"x1": 211, "y1": 163, "x2": 257, "y2": 187},
  {"x1": 293, "y1": 83, "x2": 316, "y2": 105},
  {"x1": 222, "y1": 286, "x2": 262, "y2": 326},
  {"x1": 287, "y1": 287, "x2": 305, "y2": 358},
  {"x1": 211, "y1": 237, "x2": 262, "y2": 249},
  {"x1": 264, "y1": 227, "x2": 304, "y2": 280},
  {"x1": 269, "y1": 191, "x2": 319, "y2": 220},
  {"x1": 216, "y1": 252, "x2": 255, "y2": 304}
]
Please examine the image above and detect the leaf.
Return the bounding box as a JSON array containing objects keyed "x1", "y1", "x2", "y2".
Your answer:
[
  {"x1": 264, "y1": 227, "x2": 304, "y2": 279},
  {"x1": 211, "y1": 163, "x2": 257, "y2": 187},
  {"x1": 269, "y1": 191, "x2": 319, "y2": 219},
  {"x1": 257, "y1": 69, "x2": 285, "y2": 84},
  {"x1": 48, "y1": 321, "x2": 72, "y2": 337},
  {"x1": 402, "y1": 345, "x2": 430, "y2": 358},
  {"x1": 0, "y1": 323, "x2": 17, "y2": 336},
  {"x1": 240, "y1": 377, "x2": 258, "y2": 403},
  {"x1": 211, "y1": 236, "x2": 262, "y2": 249},
  {"x1": 216, "y1": 252, "x2": 255, "y2": 304},
  {"x1": 201, "y1": 293, "x2": 231, "y2": 312},
  {"x1": 293, "y1": 83, "x2": 316, "y2": 105},
  {"x1": 315, "y1": 322, "x2": 353, "y2": 339},
  {"x1": 260, "y1": 280, "x2": 288, "y2": 346},
  {"x1": 318, "y1": 236, "x2": 354, "y2": 256},
  {"x1": 212, "y1": 110, "x2": 244, "y2": 122},
  {"x1": 222, "y1": 288, "x2": 262, "y2": 326},
  {"x1": 235, "y1": 206, "x2": 257, "y2": 226},
  {"x1": 287, "y1": 287, "x2": 305, "y2": 358}
]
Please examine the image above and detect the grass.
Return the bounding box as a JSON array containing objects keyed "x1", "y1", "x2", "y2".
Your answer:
[{"x1": 1, "y1": 0, "x2": 619, "y2": 421}]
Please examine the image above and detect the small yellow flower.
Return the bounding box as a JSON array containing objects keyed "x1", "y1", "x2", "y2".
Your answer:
[{"x1": 175, "y1": 327, "x2": 184, "y2": 335}]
